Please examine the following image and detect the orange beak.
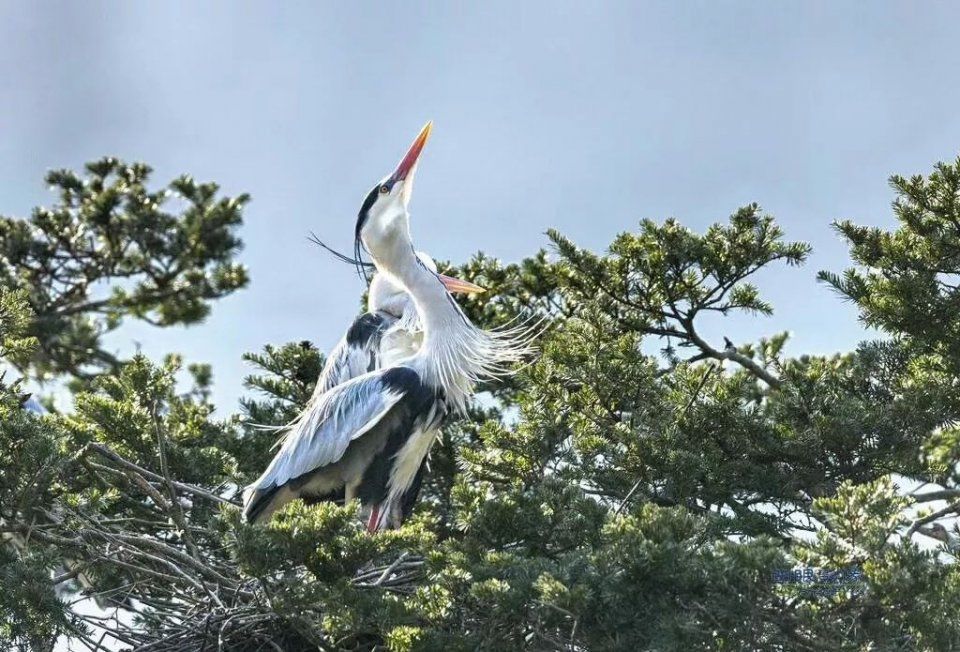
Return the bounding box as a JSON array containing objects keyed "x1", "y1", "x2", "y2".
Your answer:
[
  {"x1": 390, "y1": 122, "x2": 433, "y2": 184},
  {"x1": 438, "y1": 273, "x2": 486, "y2": 294}
]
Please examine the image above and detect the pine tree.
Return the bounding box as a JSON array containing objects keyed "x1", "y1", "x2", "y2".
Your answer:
[{"x1": 2, "y1": 156, "x2": 959, "y2": 651}]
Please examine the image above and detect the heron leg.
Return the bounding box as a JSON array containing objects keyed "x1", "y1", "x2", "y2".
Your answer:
[{"x1": 366, "y1": 504, "x2": 382, "y2": 533}]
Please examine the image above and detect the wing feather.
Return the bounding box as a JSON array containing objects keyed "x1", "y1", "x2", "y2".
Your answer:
[
  {"x1": 249, "y1": 372, "x2": 407, "y2": 493},
  {"x1": 315, "y1": 312, "x2": 395, "y2": 394}
]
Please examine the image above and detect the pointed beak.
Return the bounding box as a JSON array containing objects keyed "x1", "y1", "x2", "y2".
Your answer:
[
  {"x1": 438, "y1": 273, "x2": 486, "y2": 294},
  {"x1": 390, "y1": 121, "x2": 432, "y2": 185}
]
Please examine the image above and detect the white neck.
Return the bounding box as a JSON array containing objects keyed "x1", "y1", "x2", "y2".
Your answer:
[
  {"x1": 395, "y1": 253, "x2": 460, "y2": 338},
  {"x1": 364, "y1": 210, "x2": 462, "y2": 346}
]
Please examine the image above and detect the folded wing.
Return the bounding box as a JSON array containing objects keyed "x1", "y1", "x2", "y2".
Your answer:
[
  {"x1": 242, "y1": 370, "x2": 409, "y2": 522},
  {"x1": 315, "y1": 312, "x2": 393, "y2": 394}
]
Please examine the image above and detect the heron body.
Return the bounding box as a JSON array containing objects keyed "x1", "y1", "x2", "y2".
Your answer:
[
  {"x1": 315, "y1": 252, "x2": 440, "y2": 396},
  {"x1": 243, "y1": 365, "x2": 443, "y2": 528},
  {"x1": 279, "y1": 253, "x2": 446, "y2": 524},
  {"x1": 242, "y1": 123, "x2": 529, "y2": 530}
]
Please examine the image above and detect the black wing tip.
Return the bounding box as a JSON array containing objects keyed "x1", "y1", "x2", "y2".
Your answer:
[
  {"x1": 346, "y1": 312, "x2": 389, "y2": 346},
  {"x1": 242, "y1": 486, "x2": 280, "y2": 525}
]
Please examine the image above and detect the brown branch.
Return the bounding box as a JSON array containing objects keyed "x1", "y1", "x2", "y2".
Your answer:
[
  {"x1": 151, "y1": 402, "x2": 201, "y2": 560},
  {"x1": 683, "y1": 324, "x2": 782, "y2": 389},
  {"x1": 77, "y1": 442, "x2": 239, "y2": 507},
  {"x1": 912, "y1": 489, "x2": 960, "y2": 503},
  {"x1": 905, "y1": 500, "x2": 960, "y2": 539}
]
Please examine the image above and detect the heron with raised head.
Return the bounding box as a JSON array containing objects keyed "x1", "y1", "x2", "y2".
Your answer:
[
  {"x1": 243, "y1": 123, "x2": 534, "y2": 530},
  {"x1": 293, "y1": 249, "x2": 483, "y2": 521}
]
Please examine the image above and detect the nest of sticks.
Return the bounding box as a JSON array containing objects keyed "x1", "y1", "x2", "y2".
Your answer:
[{"x1": 11, "y1": 442, "x2": 426, "y2": 651}]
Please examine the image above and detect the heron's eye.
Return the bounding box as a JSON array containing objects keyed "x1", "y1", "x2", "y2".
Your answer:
[{"x1": 379, "y1": 184, "x2": 390, "y2": 194}]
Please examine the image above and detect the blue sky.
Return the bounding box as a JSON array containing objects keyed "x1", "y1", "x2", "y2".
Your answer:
[{"x1": 2, "y1": 2, "x2": 960, "y2": 412}]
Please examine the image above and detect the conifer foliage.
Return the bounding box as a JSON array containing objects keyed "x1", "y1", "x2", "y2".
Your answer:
[{"x1": 2, "y1": 157, "x2": 960, "y2": 650}]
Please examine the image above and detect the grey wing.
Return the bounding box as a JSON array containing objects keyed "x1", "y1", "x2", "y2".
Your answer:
[
  {"x1": 315, "y1": 336, "x2": 368, "y2": 394},
  {"x1": 247, "y1": 372, "x2": 407, "y2": 495},
  {"x1": 315, "y1": 312, "x2": 395, "y2": 394}
]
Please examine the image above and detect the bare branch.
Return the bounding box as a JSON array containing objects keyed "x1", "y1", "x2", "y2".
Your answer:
[
  {"x1": 77, "y1": 442, "x2": 239, "y2": 507},
  {"x1": 906, "y1": 500, "x2": 960, "y2": 539}
]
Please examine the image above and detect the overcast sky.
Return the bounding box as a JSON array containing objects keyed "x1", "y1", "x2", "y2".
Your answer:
[{"x1": 3, "y1": 2, "x2": 960, "y2": 412}]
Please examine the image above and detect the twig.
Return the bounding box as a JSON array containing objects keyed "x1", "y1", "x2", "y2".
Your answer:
[
  {"x1": 905, "y1": 500, "x2": 960, "y2": 539},
  {"x1": 152, "y1": 401, "x2": 201, "y2": 560},
  {"x1": 79, "y1": 442, "x2": 238, "y2": 507},
  {"x1": 374, "y1": 552, "x2": 409, "y2": 586}
]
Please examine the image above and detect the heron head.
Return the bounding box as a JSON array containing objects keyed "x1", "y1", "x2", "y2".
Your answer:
[{"x1": 355, "y1": 122, "x2": 432, "y2": 263}]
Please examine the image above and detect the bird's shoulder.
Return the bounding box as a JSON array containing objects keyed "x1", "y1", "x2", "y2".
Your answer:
[
  {"x1": 314, "y1": 365, "x2": 428, "y2": 424},
  {"x1": 378, "y1": 365, "x2": 437, "y2": 414},
  {"x1": 346, "y1": 311, "x2": 394, "y2": 346},
  {"x1": 379, "y1": 365, "x2": 422, "y2": 391},
  {"x1": 322, "y1": 365, "x2": 434, "y2": 423},
  {"x1": 317, "y1": 311, "x2": 398, "y2": 392}
]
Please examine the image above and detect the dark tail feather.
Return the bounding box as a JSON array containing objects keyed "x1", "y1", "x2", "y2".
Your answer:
[
  {"x1": 400, "y1": 461, "x2": 427, "y2": 522},
  {"x1": 301, "y1": 487, "x2": 345, "y2": 507},
  {"x1": 243, "y1": 485, "x2": 281, "y2": 524}
]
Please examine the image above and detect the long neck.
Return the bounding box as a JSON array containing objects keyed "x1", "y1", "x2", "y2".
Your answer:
[
  {"x1": 367, "y1": 216, "x2": 533, "y2": 412},
  {"x1": 370, "y1": 236, "x2": 475, "y2": 410},
  {"x1": 388, "y1": 245, "x2": 469, "y2": 358}
]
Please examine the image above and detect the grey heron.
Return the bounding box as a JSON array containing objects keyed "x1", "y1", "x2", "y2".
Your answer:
[
  {"x1": 299, "y1": 250, "x2": 483, "y2": 521},
  {"x1": 243, "y1": 123, "x2": 534, "y2": 530}
]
